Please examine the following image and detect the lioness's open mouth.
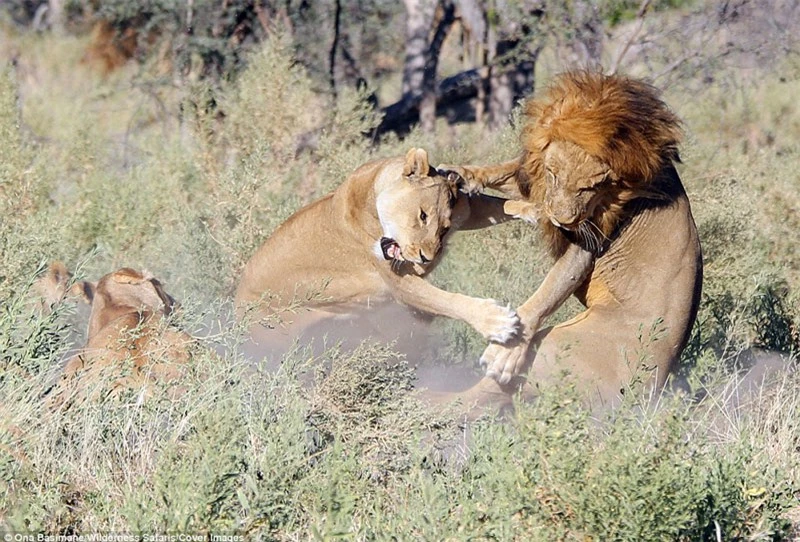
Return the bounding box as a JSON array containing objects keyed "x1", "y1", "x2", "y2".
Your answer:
[{"x1": 380, "y1": 237, "x2": 401, "y2": 260}]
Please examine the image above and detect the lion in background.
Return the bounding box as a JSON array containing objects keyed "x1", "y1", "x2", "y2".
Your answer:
[
  {"x1": 235, "y1": 148, "x2": 520, "y2": 354},
  {"x1": 443, "y1": 71, "x2": 703, "y2": 408}
]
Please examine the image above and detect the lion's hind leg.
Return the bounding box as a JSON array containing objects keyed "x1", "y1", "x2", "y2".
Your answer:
[{"x1": 526, "y1": 311, "x2": 648, "y2": 408}]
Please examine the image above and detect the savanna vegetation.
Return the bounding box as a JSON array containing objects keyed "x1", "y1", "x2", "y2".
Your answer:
[{"x1": 1, "y1": 0, "x2": 800, "y2": 539}]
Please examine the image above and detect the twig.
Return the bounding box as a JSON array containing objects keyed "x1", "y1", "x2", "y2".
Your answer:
[{"x1": 609, "y1": 0, "x2": 652, "y2": 74}]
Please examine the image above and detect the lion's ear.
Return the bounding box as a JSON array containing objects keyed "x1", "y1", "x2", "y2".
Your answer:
[
  {"x1": 403, "y1": 148, "x2": 430, "y2": 177},
  {"x1": 442, "y1": 171, "x2": 461, "y2": 203}
]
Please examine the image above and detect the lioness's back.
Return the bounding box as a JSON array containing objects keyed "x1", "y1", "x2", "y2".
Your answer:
[{"x1": 236, "y1": 194, "x2": 343, "y2": 307}]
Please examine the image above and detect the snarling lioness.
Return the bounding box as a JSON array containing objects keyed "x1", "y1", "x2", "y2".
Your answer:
[
  {"x1": 444, "y1": 71, "x2": 703, "y2": 406},
  {"x1": 235, "y1": 148, "x2": 519, "y2": 350}
]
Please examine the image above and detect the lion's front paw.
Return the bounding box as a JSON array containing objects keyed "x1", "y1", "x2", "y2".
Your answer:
[
  {"x1": 472, "y1": 299, "x2": 520, "y2": 344},
  {"x1": 503, "y1": 200, "x2": 541, "y2": 224},
  {"x1": 481, "y1": 340, "x2": 530, "y2": 384},
  {"x1": 436, "y1": 164, "x2": 481, "y2": 195}
]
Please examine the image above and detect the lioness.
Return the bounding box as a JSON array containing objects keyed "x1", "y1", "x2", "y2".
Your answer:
[
  {"x1": 235, "y1": 148, "x2": 520, "y2": 350},
  {"x1": 38, "y1": 263, "x2": 193, "y2": 406},
  {"x1": 442, "y1": 71, "x2": 703, "y2": 406}
]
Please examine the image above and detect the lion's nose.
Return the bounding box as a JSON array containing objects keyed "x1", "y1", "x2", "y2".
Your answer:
[{"x1": 550, "y1": 214, "x2": 580, "y2": 230}]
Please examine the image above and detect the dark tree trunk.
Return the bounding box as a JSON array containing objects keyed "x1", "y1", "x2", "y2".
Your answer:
[
  {"x1": 420, "y1": 2, "x2": 455, "y2": 132},
  {"x1": 374, "y1": 69, "x2": 482, "y2": 137},
  {"x1": 402, "y1": 0, "x2": 439, "y2": 96},
  {"x1": 329, "y1": 0, "x2": 342, "y2": 97}
]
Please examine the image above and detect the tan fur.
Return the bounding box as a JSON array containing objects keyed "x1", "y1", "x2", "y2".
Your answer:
[
  {"x1": 81, "y1": 20, "x2": 139, "y2": 75},
  {"x1": 43, "y1": 265, "x2": 193, "y2": 407},
  {"x1": 81, "y1": 19, "x2": 170, "y2": 77},
  {"x1": 440, "y1": 71, "x2": 703, "y2": 408},
  {"x1": 235, "y1": 148, "x2": 520, "y2": 352}
]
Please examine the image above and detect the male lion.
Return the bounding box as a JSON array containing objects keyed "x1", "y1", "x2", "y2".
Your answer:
[
  {"x1": 234, "y1": 148, "x2": 520, "y2": 352},
  {"x1": 443, "y1": 71, "x2": 703, "y2": 406},
  {"x1": 37, "y1": 263, "x2": 193, "y2": 406}
]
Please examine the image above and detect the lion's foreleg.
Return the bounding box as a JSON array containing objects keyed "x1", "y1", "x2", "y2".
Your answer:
[
  {"x1": 381, "y1": 272, "x2": 520, "y2": 344},
  {"x1": 482, "y1": 243, "x2": 595, "y2": 383},
  {"x1": 439, "y1": 158, "x2": 523, "y2": 198}
]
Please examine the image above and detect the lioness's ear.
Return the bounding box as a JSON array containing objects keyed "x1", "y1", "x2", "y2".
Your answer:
[
  {"x1": 445, "y1": 170, "x2": 464, "y2": 190},
  {"x1": 35, "y1": 261, "x2": 73, "y2": 310},
  {"x1": 149, "y1": 278, "x2": 177, "y2": 316},
  {"x1": 48, "y1": 261, "x2": 71, "y2": 285},
  {"x1": 442, "y1": 171, "x2": 461, "y2": 205},
  {"x1": 403, "y1": 148, "x2": 430, "y2": 177},
  {"x1": 70, "y1": 281, "x2": 96, "y2": 305},
  {"x1": 111, "y1": 268, "x2": 147, "y2": 285}
]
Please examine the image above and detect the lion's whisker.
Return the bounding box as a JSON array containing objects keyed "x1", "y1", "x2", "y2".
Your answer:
[
  {"x1": 577, "y1": 221, "x2": 598, "y2": 254},
  {"x1": 586, "y1": 219, "x2": 610, "y2": 242},
  {"x1": 584, "y1": 219, "x2": 610, "y2": 253}
]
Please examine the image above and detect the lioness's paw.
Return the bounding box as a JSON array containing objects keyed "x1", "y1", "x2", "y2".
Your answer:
[
  {"x1": 473, "y1": 299, "x2": 520, "y2": 344},
  {"x1": 481, "y1": 340, "x2": 529, "y2": 384}
]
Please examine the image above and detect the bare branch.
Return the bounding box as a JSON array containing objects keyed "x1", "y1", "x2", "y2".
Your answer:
[{"x1": 609, "y1": 0, "x2": 652, "y2": 74}]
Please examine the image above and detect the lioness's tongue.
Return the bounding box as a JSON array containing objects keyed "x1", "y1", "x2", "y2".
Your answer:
[{"x1": 380, "y1": 237, "x2": 400, "y2": 260}]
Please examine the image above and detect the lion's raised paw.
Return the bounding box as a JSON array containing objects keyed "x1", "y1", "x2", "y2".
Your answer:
[
  {"x1": 481, "y1": 341, "x2": 529, "y2": 384},
  {"x1": 436, "y1": 164, "x2": 481, "y2": 195}
]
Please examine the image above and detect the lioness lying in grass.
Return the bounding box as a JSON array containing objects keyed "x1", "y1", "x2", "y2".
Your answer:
[{"x1": 37, "y1": 263, "x2": 193, "y2": 406}]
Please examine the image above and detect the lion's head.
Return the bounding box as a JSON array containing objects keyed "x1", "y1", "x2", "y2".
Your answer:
[
  {"x1": 375, "y1": 148, "x2": 460, "y2": 272},
  {"x1": 519, "y1": 71, "x2": 683, "y2": 256}
]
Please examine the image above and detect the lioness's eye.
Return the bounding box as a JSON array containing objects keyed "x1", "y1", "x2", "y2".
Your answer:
[{"x1": 420, "y1": 210, "x2": 428, "y2": 223}]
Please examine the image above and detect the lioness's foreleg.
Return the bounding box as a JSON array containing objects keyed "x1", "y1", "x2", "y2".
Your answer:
[
  {"x1": 482, "y1": 243, "x2": 594, "y2": 383},
  {"x1": 380, "y1": 271, "x2": 520, "y2": 344}
]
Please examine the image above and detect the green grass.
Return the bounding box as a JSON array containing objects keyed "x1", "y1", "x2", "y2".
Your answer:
[{"x1": 1, "y1": 18, "x2": 800, "y2": 540}]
